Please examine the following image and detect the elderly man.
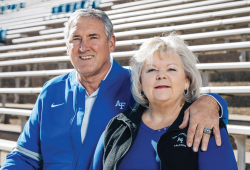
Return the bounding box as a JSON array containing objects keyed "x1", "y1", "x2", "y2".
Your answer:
[{"x1": 1, "y1": 9, "x2": 228, "y2": 170}]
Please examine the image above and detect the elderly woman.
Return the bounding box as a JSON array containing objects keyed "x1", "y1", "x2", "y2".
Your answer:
[{"x1": 90, "y1": 34, "x2": 237, "y2": 170}]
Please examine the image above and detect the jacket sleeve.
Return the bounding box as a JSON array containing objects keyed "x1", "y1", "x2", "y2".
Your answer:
[
  {"x1": 202, "y1": 93, "x2": 228, "y2": 125},
  {"x1": 1, "y1": 91, "x2": 45, "y2": 169},
  {"x1": 89, "y1": 131, "x2": 105, "y2": 170},
  {"x1": 198, "y1": 128, "x2": 238, "y2": 170}
]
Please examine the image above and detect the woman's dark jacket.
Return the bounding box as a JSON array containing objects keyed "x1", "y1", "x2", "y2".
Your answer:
[{"x1": 103, "y1": 102, "x2": 227, "y2": 170}]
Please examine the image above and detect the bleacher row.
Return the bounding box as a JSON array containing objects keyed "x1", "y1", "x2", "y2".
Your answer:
[
  {"x1": 0, "y1": 1, "x2": 26, "y2": 14},
  {"x1": 52, "y1": 0, "x2": 101, "y2": 14},
  {"x1": 0, "y1": 0, "x2": 250, "y2": 169}
]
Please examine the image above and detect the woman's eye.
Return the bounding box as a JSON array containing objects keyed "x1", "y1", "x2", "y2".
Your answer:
[
  {"x1": 169, "y1": 68, "x2": 176, "y2": 71},
  {"x1": 147, "y1": 69, "x2": 155, "y2": 72}
]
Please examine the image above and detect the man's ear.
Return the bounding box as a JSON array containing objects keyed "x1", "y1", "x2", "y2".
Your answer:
[
  {"x1": 66, "y1": 46, "x2": 69, "y2": 56},
  {"x1": 109, "y1": 35, "x2": 116, "y2": 52}
]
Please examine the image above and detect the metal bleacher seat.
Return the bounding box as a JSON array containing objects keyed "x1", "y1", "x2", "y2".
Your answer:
[
  {"x1": 106, "y1": 0, "x2": 196, "y2": 15},
  {"x1": 7, "y1": 26, "x2": 47, "y2": 35},
  {"x1": 11, "y1": 0, "x2": 250, "y2": 43},
  {"x1": 0, "y1": 39, "x2": 249, "y2": 64},
  {"x1": 111, "y1": 1, "x2": 250, "y2": 25},
  {"x1": 113, "y1": 7, "x2": 250, "y2": 31},
  {"x1": 39, "y1": 27, "x2": 64, "y2": 35},
  {"x1": 0, "y1": 62, "x2": 249, "y2": 78},
  {"x1": 6, "y1": 18, "x2": 68, "y2": 31},
  {"x1": 1, "y1": 40, "x2": 250, "y2": 59},
  {"x1": 111, "y1": 0, "x2": 165, "y2": 10},
  {"x1": 109, "y1": 0, "x2": 236, "y2": 19},
  {"x1": 1, "y1": 27, "x2": 249, "y2": 52},
  {"x1": 114, "y1": 15, "x2": 250, "y2": 38}
]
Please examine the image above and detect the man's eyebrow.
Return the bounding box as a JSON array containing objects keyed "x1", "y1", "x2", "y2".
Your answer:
[
  {"x1": 89, "y1": 33, "x2": 100, "y2": 36},
  {"x1": 71, "y1": 35, "x2": 80, "y2": 37}
]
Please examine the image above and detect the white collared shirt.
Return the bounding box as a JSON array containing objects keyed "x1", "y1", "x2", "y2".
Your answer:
[{"x1": 77, "y1": 56, "x2": 113, "y2": 143}]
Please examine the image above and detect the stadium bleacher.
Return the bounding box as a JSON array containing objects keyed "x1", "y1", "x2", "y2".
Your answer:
[{"x1": 0, "y1": 0, "x2": 250, "y2": 169}]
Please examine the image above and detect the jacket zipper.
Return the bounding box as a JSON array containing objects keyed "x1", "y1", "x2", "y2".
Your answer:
[
  {"x1": 157, "y1": 129, "x2": 180, "y2": 170},
  {"x1": 114, "y1": 121, "x2": 134, "y2": 170},
  {"x1": 70, "y1": 85, "x2": 78, "y2": 170}
]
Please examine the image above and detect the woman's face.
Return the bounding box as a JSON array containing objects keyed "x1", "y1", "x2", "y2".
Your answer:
[{"x1": 140, "y1": 52, "x2": 190, "y2": 105}]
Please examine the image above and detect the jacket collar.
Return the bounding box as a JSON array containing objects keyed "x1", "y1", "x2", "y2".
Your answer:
[
  {"x1": 69, "y1": 58, "x2": 124, "y2": 87},
  {"x1": 117, "y1": 102, "x2": 192, "y2": 131},
  {"x1": 167, "y1": 102, "x2": 191, "y2": 131},
  {"x1": 117, "y1": 104, "x2": 145, "y2": 131}
]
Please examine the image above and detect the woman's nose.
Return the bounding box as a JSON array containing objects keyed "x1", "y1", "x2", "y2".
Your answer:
[{"x1": 157, "y1": 72, "x2": 167, "y2": 80}]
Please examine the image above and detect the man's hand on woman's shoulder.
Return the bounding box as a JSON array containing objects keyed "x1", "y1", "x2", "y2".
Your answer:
[{"x1": 179, "y1": 95, "x2": 221, "y2": 152}]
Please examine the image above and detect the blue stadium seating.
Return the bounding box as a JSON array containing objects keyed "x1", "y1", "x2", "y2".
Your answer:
[
  {"x1": 59, "y1": 4, "x2": 67, "y2": 13},
  {"x1": 52, "y1": 0, "x2": 101, "y2": 14},
  {"x1": 82, "y1": 0, "x2": 90, "y2": 9},
  {"x1": 12, "y1": 4, "x2": 18, "y2": 10},
  {"x1": 74, "y1": 2, "x2": 82, "y2": 10},
  {"x1": 66, "y1": 3, "x2": 75, "y2": 13},
  {"x1": 52, "y1": 6, "x2": 59, "y2": 13},
  {"x1": 1, "y1": 5, "x2": 6, "y2": 13},
  {"x1": 8, "y1": 4, "x2": 18, "y2": 10},
  {"x1": 20, "y1": 2, "x2": 26, "y2": 8},
  {"x1": 92, "y1": 0, "x2": 100, "y2": 9},
  {"x1": 0, "y1": 29, "x2": 7, "y2": 39},
  {"x1": 0, "y1": 2, "x2": 25, "y2": 14}
]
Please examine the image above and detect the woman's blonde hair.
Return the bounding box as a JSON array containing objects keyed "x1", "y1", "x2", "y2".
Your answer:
[{"x1": 130, "y1": 32, "x2": 202, "y2": 106}]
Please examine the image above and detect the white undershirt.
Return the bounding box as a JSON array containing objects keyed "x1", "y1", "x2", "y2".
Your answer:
[{"x1": 77, "y1": 56, "x2": 113, "y2": 143}]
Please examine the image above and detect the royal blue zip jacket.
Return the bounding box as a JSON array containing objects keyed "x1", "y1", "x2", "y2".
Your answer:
[
  {"x1": 1, "y1": 59, "x2": 228, "y2": 170},
  {"x1": 1, "y1": 59, "x2": 135, "y2": 170}
]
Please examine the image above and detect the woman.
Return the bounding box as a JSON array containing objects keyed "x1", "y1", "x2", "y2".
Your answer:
[{"x1": 90, "y1": 33, "x2": 238, "y2": 170}]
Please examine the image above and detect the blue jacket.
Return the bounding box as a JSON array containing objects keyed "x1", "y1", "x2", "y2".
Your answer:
[
  {"x1": 1, "y1": 59, "x2": 228, "y2": 170},
  {"x1": 1, "y1": 59, "x2": 134, "y2": 170}
]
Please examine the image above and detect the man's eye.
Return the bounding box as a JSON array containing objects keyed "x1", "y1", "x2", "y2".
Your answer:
[
  {"x1": 91, "y1": 37, "x2": 97, "y2": 39},
  {"x1": 73, "y1": 38, "x2": 81, "y2": 41}
]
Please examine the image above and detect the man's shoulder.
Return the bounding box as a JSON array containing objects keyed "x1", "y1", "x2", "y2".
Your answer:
[
  {"x1": 42, "y1": 69, "x2": 75, "y2": 90},
  {"x1": 109, "y1": 59, "x2": 131, "y2": 82}
]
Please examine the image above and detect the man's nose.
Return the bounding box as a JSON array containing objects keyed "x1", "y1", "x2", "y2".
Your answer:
[{"x1": 79, "y1": 39, "x2": 90, "y2": 52}]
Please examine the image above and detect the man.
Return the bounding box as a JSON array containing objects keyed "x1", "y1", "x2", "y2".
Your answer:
[{"x1": 1, "y1": 9, "x2": 228, "y2": 170}]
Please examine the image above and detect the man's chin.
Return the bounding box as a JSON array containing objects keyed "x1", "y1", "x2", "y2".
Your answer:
[{"x1": 76, "y1": 69, "x2": 97, "y2": 78}]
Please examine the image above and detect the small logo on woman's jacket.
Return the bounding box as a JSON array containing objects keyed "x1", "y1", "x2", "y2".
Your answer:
[{"x1": 172, "y1": 133, "x2": 187, "y2": 147}]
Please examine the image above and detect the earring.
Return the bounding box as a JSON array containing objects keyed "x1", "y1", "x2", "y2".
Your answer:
[
  {"x1": 140, "y1": 91, "x2": 148, "y2": 100},
  {"x1": 184, "y1": 88, "x2": 188, "y2": 95}
]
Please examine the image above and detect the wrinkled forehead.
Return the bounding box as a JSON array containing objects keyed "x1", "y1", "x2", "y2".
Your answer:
[{"x1": 69, "y1": 16, "x2": 104, "y2": 34}]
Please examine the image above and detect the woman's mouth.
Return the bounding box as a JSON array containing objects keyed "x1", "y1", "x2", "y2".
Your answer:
[{"x1": 155, "y1": 85, "x2": 170, "y2": 89}]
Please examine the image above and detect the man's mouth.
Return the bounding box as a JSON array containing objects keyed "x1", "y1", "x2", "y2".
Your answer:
[
  {"x1": 79, "y1": 55, "x2": 94, "y2": 59},
  {"x1": 155, "y1": 85, "x2": 170, "y2": 89}
]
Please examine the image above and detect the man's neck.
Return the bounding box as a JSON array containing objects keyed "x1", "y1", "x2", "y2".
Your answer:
[{"x1": 77, "y1": 62, "x2": 111, "y2": 95}]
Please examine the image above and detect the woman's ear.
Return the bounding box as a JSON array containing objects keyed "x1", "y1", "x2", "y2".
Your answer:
[
  {"x1": 139, "y1": 82, "x2": 142, "y2": 92},
  {"x1": 185, "y1": 77, "x2": 190, "y2": 90}
]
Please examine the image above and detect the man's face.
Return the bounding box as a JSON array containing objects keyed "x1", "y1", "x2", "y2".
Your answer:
[{"x1": 67, "y1": 17, "x2": 115, "y2": 78}]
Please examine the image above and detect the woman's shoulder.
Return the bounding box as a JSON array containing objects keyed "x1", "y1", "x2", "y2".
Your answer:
[
  {"x1": 105, "y1": 105, "x2": 145, "y2": 135},
  {"x1": 105, "y1": 108, "x2": 133, "y2": 130}
]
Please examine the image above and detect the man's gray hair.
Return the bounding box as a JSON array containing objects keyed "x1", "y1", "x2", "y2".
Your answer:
[
  {"x1": 130, "y1": 32, "x2": 202, "y2": 106},
  {"x1": 64, "y1": 9, "x2": 114, "y2": 43}
]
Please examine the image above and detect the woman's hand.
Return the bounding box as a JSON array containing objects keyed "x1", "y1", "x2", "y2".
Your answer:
[{"x1": 179, "y1": 95, "x2": 221, "y2": 152}]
